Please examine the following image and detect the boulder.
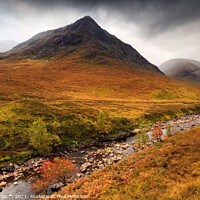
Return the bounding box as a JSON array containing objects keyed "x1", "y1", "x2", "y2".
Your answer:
[
  {"x1": 121, "y1": 144, "x2": 130, "y2": 150},
  {"x1": 114, "y1": 132, "x2": 130, "y2": 140},
  {"x1": 130, "y1": 129, "x2": 141, "y2": 135},
  {"x1": 5, "y1": 163, "x2": 15, "y2": 172},
  {"x1": 0, "y1": 181, "x2": 7, "y2": 187},
  {"x1": 50, "y1": 183, "x2": 60, "y2": 192},
  {"x1": 131, "y1": 141, "x2": 135, "y2": 145}
]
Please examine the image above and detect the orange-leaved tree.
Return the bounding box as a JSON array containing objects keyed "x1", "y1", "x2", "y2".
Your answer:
[
  {"x1": 31, "y1": 158, "x2": 78, "y2": 194},
  {"x1": 152, "y1": 124, "x2": 163, "y2": 142}
]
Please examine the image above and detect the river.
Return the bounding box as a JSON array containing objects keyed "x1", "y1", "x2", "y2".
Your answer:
[{"x1": 1, "y1": 114, "x2": 200, "y2": 200}]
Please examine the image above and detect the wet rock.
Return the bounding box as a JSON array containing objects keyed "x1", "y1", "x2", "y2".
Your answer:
[
  {"x1": 14, "y1": 177, "x2": 19, "y2": 181},
  {"x1": 121, "y1": 144, "x2": 129, "y2": 150},
  {"x1": 80, "y1": 162, "x2": 91, "y2": 173},
  {"x1": 0, "y1": 181, "x2": 7, "y2": 187},
  {"x1": 131, "y1": 141, "x2": 135, "y2": 145},
  {"x1": 4, "y1": 163, "x2": 15, "y2": 172},
  {"x1": 99, "y1": 164, "x2": 104, "y2": 169},
  {"x1": 115, "y1": 132, "x2": 130, "y2": 140},
  {"x1": 51, "y1": 183, "x2": 60, "y2": 192},
  {"x1": 130, "y1": 129, "x2": 141, "y2": 135},
  {"x1": 14, "y1": 164, "x2": 19, "y2": 170},
  {"x1": 0, "y1": 187, "x2": 2, "y2": 192}
]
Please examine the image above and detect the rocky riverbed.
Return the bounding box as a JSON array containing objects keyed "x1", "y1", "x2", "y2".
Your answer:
[{"x1": 0, "y1": 114, "x2": 200, "y2": 199}]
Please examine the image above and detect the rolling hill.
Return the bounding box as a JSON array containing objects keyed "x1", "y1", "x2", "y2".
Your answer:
[
  {"x1": 159, "y1": 58, "x2": 200, "y2": 84},
  {"x1": 0, "y1": 40, "x2": 18, "y2": 52}
]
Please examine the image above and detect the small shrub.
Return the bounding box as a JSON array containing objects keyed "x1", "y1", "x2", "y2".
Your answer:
[
  {"x1": 135, "y1": 132, "x2": 150, "y2": 147},
  {"x1": 166, "y1": 124, "x2": 172, "y2": 137},
  {"x1": 31, "y1": 158, "x2": 78, "y2": 194},
  {"x1": 97, "y1": 111, "x2": 106, "y2": 131},
  {"x1": 152, "y1": 124, "x2": 163, "y2": 142}
]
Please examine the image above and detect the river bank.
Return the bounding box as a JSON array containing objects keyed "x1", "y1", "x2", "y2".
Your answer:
[{"x1": 0, "y1": 114, "x2": 200, "y2": 199}]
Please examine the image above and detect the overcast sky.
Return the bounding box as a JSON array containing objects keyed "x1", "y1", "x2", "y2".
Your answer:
[{"x1": 0, "y1": 0, "x2": 200, "y2": 66}]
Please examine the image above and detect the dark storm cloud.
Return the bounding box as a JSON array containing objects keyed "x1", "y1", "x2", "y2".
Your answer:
[
  {"x1": 0, "y1": 0, "x2": 200, "y2": 65},
  {"x1": 3, "y1": 0, "x2": 200, "y2": 36}
]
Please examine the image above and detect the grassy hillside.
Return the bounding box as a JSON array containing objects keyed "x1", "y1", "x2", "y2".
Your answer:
[
  {"x1": 0, "y1": 58, "x2": 200, "y2": 101},
  {"x1": 0, "y1": 57, "x2": 200, "y2": 167},
  {"x1": 49, "y1": 126, "x2": 200, "y2": 200}
]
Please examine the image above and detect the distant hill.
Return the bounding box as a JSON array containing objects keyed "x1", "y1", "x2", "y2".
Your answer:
[
  {"x1": 0, "y1": 40, "x2": 19, "y2": 52},
  {"x1": 159, "y1": 58, "x2": 200, "y2": 84},
  {"x1": 0, "y1": 16, "x2": 162, "y2": 75}
]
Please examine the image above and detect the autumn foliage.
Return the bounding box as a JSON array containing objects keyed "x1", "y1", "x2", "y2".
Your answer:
[
  {"x1": 152, "y1": 124, "x2": 163, "y2": 141},
  {"x1": 31, "y1": 158, "x2": 78, "y2": 194}
]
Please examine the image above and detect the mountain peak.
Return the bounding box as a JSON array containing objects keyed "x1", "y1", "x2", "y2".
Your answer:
[
  {"x1": 77, "y1": 16, "x2": 97, "y2": 24},
  {"x1": 71, "y1": 16, "x2": 99, "y2": 30},
  {"x1": 81, "y1": 16, "x2": 95, "y2": 21},
  {"x1": 0, "y1": 16, "x2": 163, "y2": 75}
]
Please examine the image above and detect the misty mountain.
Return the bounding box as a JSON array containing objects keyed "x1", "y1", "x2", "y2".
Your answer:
[
  {"x1": 0, "y1": 40, "x2": 19, "y2": 52},
  {"x1": 159, "y1": 58, "x2": 200, "y2": 84},
  {"x1": 0, "y1": 16, "x2": 163, "y2": 75}
]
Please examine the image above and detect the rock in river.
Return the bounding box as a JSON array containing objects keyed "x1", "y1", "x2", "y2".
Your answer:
[
  {"x1": 0, "y1": 181, "x2": 7, "y2": 187},
  {"x1": 114, "y1": 132, "x2": 130, "y2": 140}
]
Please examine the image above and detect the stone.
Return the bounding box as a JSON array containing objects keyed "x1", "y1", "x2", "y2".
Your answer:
[
  {"x1": 121, "y1": 144, "x2": 129, "y2": 150},
  {"x1": 14, "y1": 182, "x2": 18, "y2": 185},
  {"x1": 99, "y1": 164, "x2": 104, "y2": 169},
  {"x1": 0, "y1": 187, "x2": 2, "y2": 192},
  {"x1": 131, "y1": 141, "x2": 135, "y2": 145},
  {"x1": 50, "y1": 184, "x2": 60, "y2": 192},
  {"x1": 0, "y1": 181, "x2": 7, "y2": 187},
  {"x1": 115, "y1": 132, "x2": 130, "y2": 140},
  {"x1": 14, "y1": 177, "x2": 19, "y2": 181},
  {"x1": 130, "y1": 129, "x2": 141, "y2": 135}
]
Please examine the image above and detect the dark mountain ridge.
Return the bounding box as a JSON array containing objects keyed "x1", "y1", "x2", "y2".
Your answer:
[{"x1": 0, "y1": 16, "x2": 163, "y2": 74}]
